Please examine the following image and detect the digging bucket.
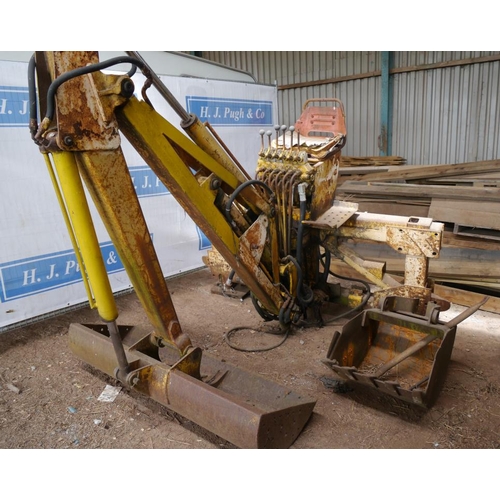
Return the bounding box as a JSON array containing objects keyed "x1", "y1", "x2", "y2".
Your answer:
[
  {"x1": 68, "y1": 323, "x2": 316, "y2": 449},
  {"x1": 322, "y1": 297, "x2": 487, "y2": 408}
]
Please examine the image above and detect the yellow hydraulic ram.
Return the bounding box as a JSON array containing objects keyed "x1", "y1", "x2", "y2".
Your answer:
[{"x1": 44, "y1": 150, "x2": 130, "y2": 379}]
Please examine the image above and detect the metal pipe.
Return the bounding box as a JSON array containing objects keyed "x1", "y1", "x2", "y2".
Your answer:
[
  {"x1": 444, "y1": 296, "x2": 489, "y2": 329},
  {"x1": 374, "y1": 333, "x2": 437, "y2": 378},
  {"x1": 107, "y1": 320, "x2": 130, "y2": 379},
  {"x1": 125, "y1": 51, "x2": 190, "y2": 122},
  {"x1": 379, "y1": 51, "x2": 392, "y2": 156}
]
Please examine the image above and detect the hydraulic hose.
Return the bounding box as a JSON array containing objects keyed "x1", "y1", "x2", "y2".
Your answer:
[
  {"x1": 225, "y1": 179, "x2": 274, "y2": 225},
  {"x1": 28, "y1": 55, "x2": 38, "y2": 141},
  {"x1": 295, "y1": 183, "x2": 308, "y2": 267},
  {"x1": 43, "y1": 56, "x2": 141, "y2": 123},
  {"x1": 30, "y1": 54, "x2": 143, "y2": 142},
  {"x1": 283, "y1": 255, "x2": 314, "y2": 308}
]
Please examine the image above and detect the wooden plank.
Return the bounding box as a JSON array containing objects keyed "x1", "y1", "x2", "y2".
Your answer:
[
  {"x1": 351, "y1": 201, "x2": 429, "y2": 218},
  {"x1": 329, "y1": 258, "x2": 500, "y2": 289},
  {"x1": 339, "y1": 166, "x2": 390, "y2": 176},
  {"x1": 453, "y1": 225, "x2": 500, "y2": 242},
  {"x1": 340, "y1": 156, "x2": 406, "y2": 167},
  {"x1": 434, "y1": 284, "x2": 500, "y2": 315},
  {"x1": 428, "y1": 199, "x2": 500, "y2": 230},
  {"x1": 354, "y1": 159, "x2": 500, "y2": 183},
  {"x1": 443, "y1": 231, "x2": 500, "y2": 251},
  {"x1": 328, "y1": 261, "x2": 500, "y2": 314},
  {"x1": 427, "y1": 172, "x2": 500, "y2": 185},
  {"x1": 430, "y1": 199, "x2": 500, "y2": 213},
  {"x1": 435, "y1": 278, "x2": 500, "y2": 290},
  {"x1": 331, "y1": 241, "x2": 500, "y2": 280},
  {"x1": 338, "y1": 181, "x2": 500, "y2": 202}
]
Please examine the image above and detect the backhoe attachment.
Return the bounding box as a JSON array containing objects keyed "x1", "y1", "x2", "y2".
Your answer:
[
  {"x1": 29, "y1": 51, "x2": 315, "y2": 448},
  {"x1": 28, "y1": 51, "x2": 476, "y2": 445}
]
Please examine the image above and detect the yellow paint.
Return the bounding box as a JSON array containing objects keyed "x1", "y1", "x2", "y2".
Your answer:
[
  {"x1": 120, "y1": 98, "x2": 239, "y2": 255},
  {"x1": 50, "y1": 151, "x2": 118, "y2": 322},
  {"x1": 44, "y1": 153, "x2": 95, "y2": 308}
]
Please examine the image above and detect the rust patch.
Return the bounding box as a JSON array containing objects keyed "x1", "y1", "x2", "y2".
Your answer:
[{"x1": 46, "y1": 52, "x2": 122, "y2": 151}]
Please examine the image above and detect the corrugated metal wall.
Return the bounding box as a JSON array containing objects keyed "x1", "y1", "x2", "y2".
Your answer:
[
  {"x1": 200, "y1": 51, "x2": 500, "y2": 165},
  {"x1": 392, "y1": 52, "x2": 500, "y2": 164}
]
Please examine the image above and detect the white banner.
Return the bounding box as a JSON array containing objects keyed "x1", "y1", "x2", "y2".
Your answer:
[{"x1": 0, "y1": 59, "x2": 277, "y2": 329}]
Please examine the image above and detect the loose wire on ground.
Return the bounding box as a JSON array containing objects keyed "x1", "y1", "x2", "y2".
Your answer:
[
  {"x1": 224, "y1": 324, "x2": 291, "y2": 352},
  {"x1": 224, "y1": 250, "x2": 372, "y2": 351}
]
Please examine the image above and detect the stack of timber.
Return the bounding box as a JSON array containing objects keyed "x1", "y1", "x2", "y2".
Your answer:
[
  {"x1": 334, "y1": 158, "x2": 500, "y2": 313},
  {"x1": 339, "y1": 155, "x2": 406, "y2": 167},
  {"x1": 337, "y1": 158, "x2": 500, "y2": 223}
]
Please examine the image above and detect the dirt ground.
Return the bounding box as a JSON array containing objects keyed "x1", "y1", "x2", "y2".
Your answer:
[{"x1": 1, "y1": 267, "x2": 500, "y2": 453}]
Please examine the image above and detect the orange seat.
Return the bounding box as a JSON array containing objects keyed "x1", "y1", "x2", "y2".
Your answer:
[{"x1": 294, "y1": 98, "x2": 346, "y2": 139}]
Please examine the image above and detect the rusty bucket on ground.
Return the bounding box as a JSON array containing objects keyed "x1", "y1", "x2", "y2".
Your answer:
[
  {"x1": 322, "y1": 296, "x2": 488, "y2": 407},
  {"x1": 68, "y1": 323, "x2": 316, "y2": 449}
]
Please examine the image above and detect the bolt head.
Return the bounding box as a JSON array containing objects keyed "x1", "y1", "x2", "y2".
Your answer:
[{"x1": 120, "y1": 78, "x2": 135, "y2": 98}]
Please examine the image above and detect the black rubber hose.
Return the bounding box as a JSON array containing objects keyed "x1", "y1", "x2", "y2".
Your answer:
[
  {"x1": 322, "y1": 247, "x2": 331, "y2": 285},
  {"x1": 295, "y1": 198, "x2": 307, "y2": 267},
  {"x1": 225, "y1": 179, "x2": 273, "y2": 225},
  {"x1": 224, "y1": 324, "x2": 290, "y2": 352},
  {"x1": 284, "y1": 255, "x2": 314, "y2": 307},
  {"x1": 251, "y1": 293, "x2": 277, "y2": 322},
  {"x1": 43, "y1": 56, "x2": 143, "y2": 123},
  {"x1": 27, "y1": 54, "x2": 38, "y2": 141}
]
